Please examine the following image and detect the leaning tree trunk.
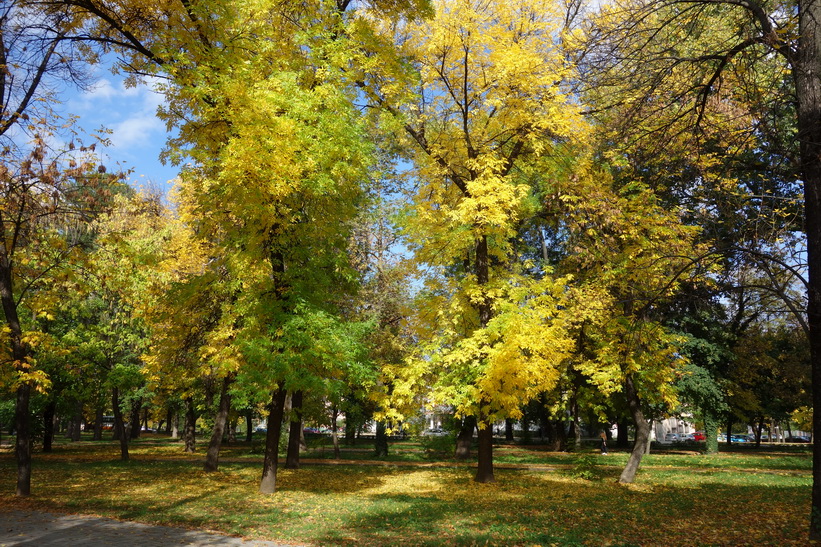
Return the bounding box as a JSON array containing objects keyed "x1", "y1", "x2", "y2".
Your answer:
[
  {"x1": 112, "y1": 387, "x2": 129, "y2": 462},
  {"x1": 286, "y1": 390, "x2": 303, "y2": 469},
  {"x1": 455, "y1": 415, "x2": 476, "y2": 460},
  {"x1": 204, "y1": 375, "x2": 232, "y2": 473},
  {"x1": 260, "y1": 388, "x2": 287, "y2": 494},
  {"x1": 619, "y1": 374, "x2": 651, "y2": 484}
]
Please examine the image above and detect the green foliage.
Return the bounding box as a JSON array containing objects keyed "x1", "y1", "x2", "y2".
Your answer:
[
  {"x1": 419, "y1": 433, "x2": 456, "y2": 459},
  {"x1": 569, "y1": 454, "x2": 600, "y2": 481}
]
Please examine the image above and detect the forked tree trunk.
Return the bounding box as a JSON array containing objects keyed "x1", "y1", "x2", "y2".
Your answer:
[
  {"x1": 618, "y1": 374, "x2": 651, "y2": 484},
  {"x1": 260, "y1": 388, "x2": 287, "y2": 494},
  {"x1": 286, "y1": 390, "x2": 303, "y2": 469},
  {"x1": 455, "y1": 416, "x2": 476, "y2": 460},
  {"x1": 204, "y1": 375, "x2": 232, "y2": 472},
  {"x1": 112, "y1": 387, "x2": 129, "y2": 462}
]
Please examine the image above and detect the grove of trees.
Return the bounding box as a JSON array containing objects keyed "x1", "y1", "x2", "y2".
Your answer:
[{"x1": 0, "y1": 0, "x2": 816, "y2": 537}]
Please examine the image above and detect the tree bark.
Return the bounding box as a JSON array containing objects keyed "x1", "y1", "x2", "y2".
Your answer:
[
  {"x1": 129, "y1": 399, "x2": 141, "y2": 440},
  {"x1": 704, "y1": 410, "x2": 719, "y2": 455},
  {"x1": 93, "y1": 406, "x2": 103, "y2": 441},
  {"x1": 71, "y1": 399, "x2": 82, "y2": 442},
  {"x1": 112, "y1": 387, "x2": 129, "y2": 462},
  {"x1": 474, "y1": 419, "x2": 495, "y2": 483},
  {"x1": 259, "y1": 388, "x2": 287, "y2": 494},
  {"x1": 286, "y1": 390, "x2": 303, "y2": 469},
  {"x1": 617, "y1": 419, "x2": 630, "y2": 449},
  {"x1": 42, "y1": 400, "x2": 56, "y2": 453},
  {"x1": 204, "y1": 375, "x2": 232, "y2": 472},
  {"x1": 455, "y1": 415, "x2": 475, "y2": 460},
  {"x1": 331, "y1": 405, "x2": 341, "y2": 459},
  {"x1": 245, "y1": 410, "x2": 253, "y2": 442},
  {"x1": 618, "y1": 374, "x2": 651, "y2": 484},
  {"x1": 504, "y1": 418, "x2": 514, "y2": 442},
  {"x1": 374, "y1": 420, "x2": 388, "y2": 459},
  {"x1": 183, "y1": 397, "x2": 196, "y2": 453},
  {"x1": 794, "y1": 0, "x2": 821, "y2": 537}
]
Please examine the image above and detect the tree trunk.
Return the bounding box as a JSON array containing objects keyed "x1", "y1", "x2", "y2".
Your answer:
[
  {"x1": 129, "y1": 399, "x2": 141, "y2": 439},
  {"x1": 42, "y1": 400, "x2": 56, "y2": 453},
  {"x1": 71, "y1": 399, "x2": 82, "y2": 442},
  {"x1": 616, "y1": 419, "x2": 629, "y2": 449},
  {"x1": 504, "y1": 418, "x2": 514, "y2": 442},
  {"x1": 286, "y1": 390, "x2": 303, "y2": 469},
  {"x1": 374, "y1": 420, "x2": 388, "y2": 459},
  {"x1": 183, "y1": 397, "x2": 196, "y2": 453},
  {"x1": 112, "y1": 387, "x2": 129, "y2": 462},
  {"x1": 331, "y1": 405, "x2": 340, "y2": 459},
  {"x1": 795, "y1": 4, "x2": 821, "y2": 535},
  {"x1": 204, "y1": 375, "x2": 232, "y2": 472},
  {"x1": 165, "y1": 407, "x2": 173, "y2": 436},
  {"x1": 726, "y1": 415, "x2": 733, "y2": 446},
  {"x1": 93, "y1": 406, "x2": 103, "y2": 441},
  {"x1": 474, "y1": 420, "x2": 495, "y2": 483},
  {"x1": 14, "y1": 383, "x2": 32, "y2": 496},
  {"x1": 555, "y1": 419, "x2": 568, "y2": 451},
  {"x1": 259, "y1": 388, "x2": 287, "y2": 494},
  {"x1": 704, "y1": 410, "x2": 719, "y2": 455},
  {"x1": 171, "y1": 410, "x2": 179, "y2": 440},
  {"x1": 183, "y1": 398, "x2": 196, "y2": 450},
  {"x1": 455, "y1": 415, "x2": 475, "y2": 460},
  {"x1": 618, "y1": 374, "x2": 651, "y2": 484},
  {"x1": 245, "y1": 411, "x2": 253, "y2": 443}
]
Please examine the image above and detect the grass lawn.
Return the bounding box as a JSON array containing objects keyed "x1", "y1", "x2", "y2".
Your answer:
[{"x1": 0, "y1": 435, "x2": 811, "y2": 545}]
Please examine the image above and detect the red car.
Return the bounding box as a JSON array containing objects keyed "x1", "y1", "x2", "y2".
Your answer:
[{"x1": 692, "y1": 431, "x2": 706, "y2": 441}]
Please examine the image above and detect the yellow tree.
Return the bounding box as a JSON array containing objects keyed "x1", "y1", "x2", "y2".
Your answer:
[
  {"x1": 370, "y1": 0, "x2": 590, "y2": 482},
  {"x1": 50, "y1": 0, "x2": 430, "y2": 493}
]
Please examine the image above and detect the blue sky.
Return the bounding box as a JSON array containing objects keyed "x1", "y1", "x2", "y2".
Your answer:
[{"x1": 61, "y1": 71, "x2": 179, "y2": 196}]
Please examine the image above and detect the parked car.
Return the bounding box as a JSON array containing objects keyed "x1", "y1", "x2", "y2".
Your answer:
[
  {"x1": 786, "y1": 435, "x2": 811, "y2": 443},
  {"x1": 730, "y1": 434, "x2": 748, "y2": 443},
  {"x1": 664, "y1": 433, "x2": 681, "y2": 442},
  {"x1": 692, "y1": 431, "x2": 706, "y2": 441}
]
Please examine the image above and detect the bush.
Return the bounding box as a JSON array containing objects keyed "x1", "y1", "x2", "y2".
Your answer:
[{"x1": 420, "y1": 433, "x2": 456, "y2": 459}]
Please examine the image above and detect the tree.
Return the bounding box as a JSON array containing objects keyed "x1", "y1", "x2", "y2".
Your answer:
[
  {"x1": 581, "y1": 0, "x2": 821, "y2": 533},
  {"x1": 369, "y1": 0, "x2": 590, "y2": 482}
]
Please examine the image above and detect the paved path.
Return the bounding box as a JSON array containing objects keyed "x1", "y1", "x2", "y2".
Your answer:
[{"x1": 0, "y1": 510, "x2": 297, "y2": 546}]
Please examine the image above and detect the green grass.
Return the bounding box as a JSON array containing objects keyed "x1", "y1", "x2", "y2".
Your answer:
[{"x1": 0, "y1": 435, "x2": 811, "y2": 545}]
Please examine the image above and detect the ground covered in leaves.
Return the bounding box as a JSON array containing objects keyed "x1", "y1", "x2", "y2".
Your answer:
[{"x1": 0, "y1": 436, "x2": 811, "y2": 546}]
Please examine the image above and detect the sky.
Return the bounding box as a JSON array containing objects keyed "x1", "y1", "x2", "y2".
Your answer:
[{"x1": 60, "y1": 70, "x2": 179, "y2": 197}]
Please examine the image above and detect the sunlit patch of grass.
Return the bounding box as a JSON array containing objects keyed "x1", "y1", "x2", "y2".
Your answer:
[{"x1": 0, "y1": 439, "x2": 812, "y2": 545}]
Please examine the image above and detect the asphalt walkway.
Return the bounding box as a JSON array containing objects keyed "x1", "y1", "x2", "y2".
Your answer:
[{"x1": 0, "y1": 510, "x2": 297, "y2": 546}]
